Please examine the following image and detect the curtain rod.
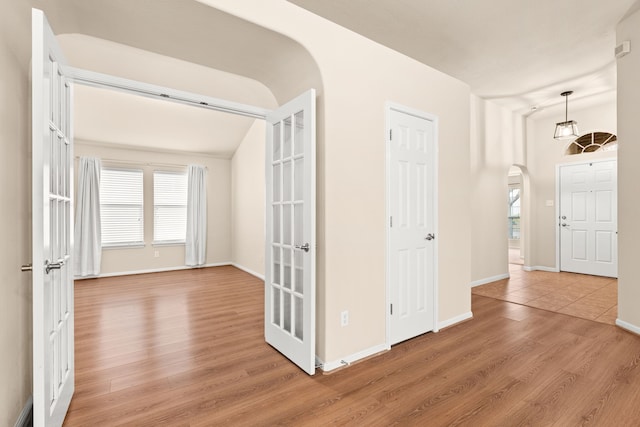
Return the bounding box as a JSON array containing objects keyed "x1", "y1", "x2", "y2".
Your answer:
[{"x1": 75, "y1": 156, "x2": 192, "y2": 169}]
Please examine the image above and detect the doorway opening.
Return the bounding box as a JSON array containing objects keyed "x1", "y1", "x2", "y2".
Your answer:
[
  {"x1": 507, "y1": 165, "x2": 530, "y2": 268},
  {"x1": 507, "y1": 166, "x2": 523, "y2": 265}
]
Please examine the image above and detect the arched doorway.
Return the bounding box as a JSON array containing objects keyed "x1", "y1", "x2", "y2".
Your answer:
[{"x1": 507, "y1": 164, "x2": 531, "y2": 268}]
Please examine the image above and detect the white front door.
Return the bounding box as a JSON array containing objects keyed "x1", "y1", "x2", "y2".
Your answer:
[
  {"x1": 388, "y1": 107, "x2": 437, "y2": 345},
  {"x1": 559, "y1": 160, "x2": 617, "y2": 277},
  {"x1": 32, "y1": 9, "x2": 75, "y2": 426},
  {"x1": 265, "y1": 90, "x2": 316, "y2": 375}
]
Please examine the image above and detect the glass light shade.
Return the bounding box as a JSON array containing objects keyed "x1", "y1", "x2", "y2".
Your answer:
[{"x1": 554, "y1": 120, "x2": 579, "y2": 140}]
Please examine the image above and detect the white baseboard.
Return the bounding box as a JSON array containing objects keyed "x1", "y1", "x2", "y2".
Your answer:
[
  {"x1": 231, "y1": 263, "x2": 265, "y2": 281},
  {"x1": 523, "y1": 265, "x2": 559, "y2": 273},
  {"x1": 75, "y1": 262, "x2": 232, "y2": 280},
  {"x1": 616, "y1": 319, "x2": 640, "y2": 335},
  {"x1": 317, "y1": 343, "x2": 389, "y2": 372},
  {"x1": 439, "y1": 311, "x2": 473, "y2": 330},
  {"x1": 470, "y1": 273, "x2": 510, "y2": 288},
  {"x1": 14, "y1": 396, "x2": 32, "y2": 427}
]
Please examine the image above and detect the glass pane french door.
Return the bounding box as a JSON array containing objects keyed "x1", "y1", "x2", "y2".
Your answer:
[{"x1": 265, "y1": 89, "x2": 315, "y2": 375}]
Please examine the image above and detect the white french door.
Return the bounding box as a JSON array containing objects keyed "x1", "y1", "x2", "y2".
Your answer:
[
  {"x1": 559, "y1": 160, "x2": 617, "y2": 277},
  {"x1": 388, "y1": 107, "x2": 437, "y2": 345},
  {"x1": 31, "y1": 9, "x2": 75, "y2": 427},
  {"x1": 265, "y1": 90, "x2": 316, "y2": 375}
]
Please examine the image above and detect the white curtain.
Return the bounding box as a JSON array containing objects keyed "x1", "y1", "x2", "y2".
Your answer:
[
  {"x1": 74, "y1": 157, "x2": 102, "y2": 276},
  {"x1": 186, "y1": 164, "x2": 207, "y2": 266}
]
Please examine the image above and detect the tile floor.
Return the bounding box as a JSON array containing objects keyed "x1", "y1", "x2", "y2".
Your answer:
[
  {"x1": 508, "y1": 247, "x2": 523, "y2": 265},
  {"x1": 472, "y1": 264, "x2": 618, "y2": 325}
]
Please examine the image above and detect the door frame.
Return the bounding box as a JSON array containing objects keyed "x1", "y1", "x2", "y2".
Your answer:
[
  {"x1": 36, "y1": 17, "x2": 319, "y2": 411},
  {"x1": 555, "y1": 157, "x2": 618, "y2": 273},
  {"x1": 66, "y1": 66, "x2": 270, "y2": 119},
  {"x1": 385, "y1": 102, "x2": 439, "y2": 349}
]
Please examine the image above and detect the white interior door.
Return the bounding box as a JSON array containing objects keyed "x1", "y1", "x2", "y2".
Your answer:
[
  {"x1": 32, "y1": 9, "x2": 75, "y2": 426},
  {"x1": 559, "y1": 160, "x2": 617, "y2": 277},
  {"x1": 388, "y1": 107, "x2": 437, "y2": 345},
  {"x1": 265, "y1": 89, "x2": 316, "y2": 375}
]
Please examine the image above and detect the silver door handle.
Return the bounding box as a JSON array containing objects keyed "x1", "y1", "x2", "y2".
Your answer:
[
  {"x1": 45, "y1": 259, "x2": 65, "y2": 274},
  {"x1": 425, "y1": 233, "x2": 435, "y2": 241},
  {"x1": 294, "y1": 243, "x2": 310, "y2": 253},
  {"x1": 561, "y1": 223, "x2": 569, "y2": 228}
]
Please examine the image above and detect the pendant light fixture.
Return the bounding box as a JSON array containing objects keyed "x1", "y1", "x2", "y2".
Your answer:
[{"x1": 554, "y1": 91, "x2": 579, "y2": 140}]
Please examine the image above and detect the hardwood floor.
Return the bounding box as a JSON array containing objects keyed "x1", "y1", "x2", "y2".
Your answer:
[
  {"x1": 473, "y1": 264, "x2": 618, "y2": 325},
  {"x1": 66, "y1": 266, "x2": 640, "y2": 426}
]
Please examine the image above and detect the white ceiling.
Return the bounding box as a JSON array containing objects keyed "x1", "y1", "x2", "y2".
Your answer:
[
  {"x1": 54, "y1": 0, "x2": 640, "y2": 155},
  {"x1": 288, "y1": 0, "x2": 638, "y2": 115}
]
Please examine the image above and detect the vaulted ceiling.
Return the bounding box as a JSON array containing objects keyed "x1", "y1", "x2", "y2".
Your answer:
[
  {"x1": 38, "y1": 0, "x2": 639, "y2": 155},
  {"x1": 38, "y1": 0, "x2": 319, "y2": 157},
  {"x1": 288, "y1": 0, "x2": 638, "y2": 115}
]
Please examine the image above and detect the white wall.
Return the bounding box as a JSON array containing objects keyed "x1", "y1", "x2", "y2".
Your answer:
[
  {"x1": 470, "y1": 95, "x2": 525, "y2": 284},
  {"x1": 616, "y1": 4, "x2": 640, "y2": 331},
  {"x1": 75, "y1": 141, "x2": 232, "y2": 276},
  {"x1": 231, "y1": 120, "x2": 266, "y2": 278},
  {"x1": 0, "y1": 1, "x2": 32, "y2": 424},
  {"x1": 205, "y1": 0, "x2": 472, "y2": 364},
  {"x1": 526, "y1": 95, "x2": 617, "y2": 269}
]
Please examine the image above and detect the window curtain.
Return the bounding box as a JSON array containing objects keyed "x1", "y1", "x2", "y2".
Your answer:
[
  {"x1": 186, "y1": 164, "x2": 207, "y2": 266},
  {"x1": 74, "y1": 157, "x2": 102, "y2": 276}
]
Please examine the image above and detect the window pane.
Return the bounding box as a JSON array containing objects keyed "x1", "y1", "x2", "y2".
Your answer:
[
  {"x1": 154, "y1": 171, "x2": 188, "y2": 243},
  {"x1": 100, "y1": 168, "x2": 144, "y2": 246}
]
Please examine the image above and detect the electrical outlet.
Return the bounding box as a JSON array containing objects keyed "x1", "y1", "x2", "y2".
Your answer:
[
  {"x1": 341, "y1": 310, "x2": 349, "y2": 327},
  {"x1": 154, "y1": 250, "x2": 160, "y2": 258}
]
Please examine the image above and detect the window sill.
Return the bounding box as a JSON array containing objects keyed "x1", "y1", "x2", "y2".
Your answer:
[
  {"x1": 102, "y1": 243, "x2": 146, "y2": 250},
  {"x1": 152, "y1": 241, "x2": 186, "y2": 247}
]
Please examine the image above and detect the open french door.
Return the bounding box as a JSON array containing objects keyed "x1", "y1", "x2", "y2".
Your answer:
[
  {"x1": 265, "y1": 90, "x2": 316, "y2": 375},
  {"x1": 32, "y1": 9, "x2": 75, "y2": 426}
]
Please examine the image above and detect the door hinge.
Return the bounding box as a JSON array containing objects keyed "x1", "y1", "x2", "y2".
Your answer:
[
  {"x1": 390, "y1": 304, "x2": 393, "y2": 315},
  {"x1": 390, "y1": 216, "x2": 393, "y2": 227},
  {"x1": 389, "y1": 129, "x2": 392, "y2": 140}
]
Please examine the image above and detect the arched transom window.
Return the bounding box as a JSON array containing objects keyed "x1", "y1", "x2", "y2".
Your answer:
[{"x1": 566, "y1": 132, "x2": 617, "y2": 155}]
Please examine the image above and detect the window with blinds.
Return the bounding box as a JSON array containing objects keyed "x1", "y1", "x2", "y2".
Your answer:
[
  {"x1": 100, "y1": 168, "x2": 144, "y2": 247},
  {"x1": 154, "y1": 171, "x2": 188, "y2": 244}
]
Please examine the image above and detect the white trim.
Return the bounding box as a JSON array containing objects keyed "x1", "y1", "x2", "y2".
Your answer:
[
  {"x1": 74, "y1": 262, "x2": 231, "y2": 279},
  {"x1": 616, "y1": 319, "x2": 640, "y2": 336},
  {"x1": 317, "y1": 343, "x2": 389, "y2": 372},
  {"x1": 65, "y1": 66, "x2": 270, "y2": 120},
  {"x1": 523, "y1": 265, "x2": 560, "y2": 273},
  {"x1": 438, "y1": 311, "x2": 473, "y2": 330},
  {"x1": 14, "y1": 396, "x2": 32, "y2": 427},
  {"x1": 384, "y1": 102, "x2": 440, "y2": 344},
  {"x1": 555, "y1": 164, "x2": 561, "y2": 272},
  {"x1": 470, "y1": 273, "x2": 510, "y2": 287},
  {"x1": 231, "y1": 263, "x2": 265, "y2": 281}
]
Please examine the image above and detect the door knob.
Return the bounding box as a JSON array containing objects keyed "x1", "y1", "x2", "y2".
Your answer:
[
  {"x1": 425, "y1": 233, "x2": 435, "y2": 241},
  {"x1": 294, "y1": 243, "x2": 310, "y2": 253},
  {"x1": 45, "y1": 259, "x2": 65, "y2": 274},
  {"x1": 561, "y1": 223, "x2": 569, "y2": 228}
]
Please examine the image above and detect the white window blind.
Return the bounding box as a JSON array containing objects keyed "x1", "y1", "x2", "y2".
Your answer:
[
  {"x1": 154, "y1": 171, "x2": 188, "y2": 244},
  {"x1": 100, "y1": 168, "x2": 144, "y2": 247}
]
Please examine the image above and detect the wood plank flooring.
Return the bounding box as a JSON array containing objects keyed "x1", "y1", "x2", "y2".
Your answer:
[
  {"x1": 65, "y1": 266, "x2": 640, "y2": 426},
  {"x1": 473, "y1": 264, "x2": 618, "y2": 324}
]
